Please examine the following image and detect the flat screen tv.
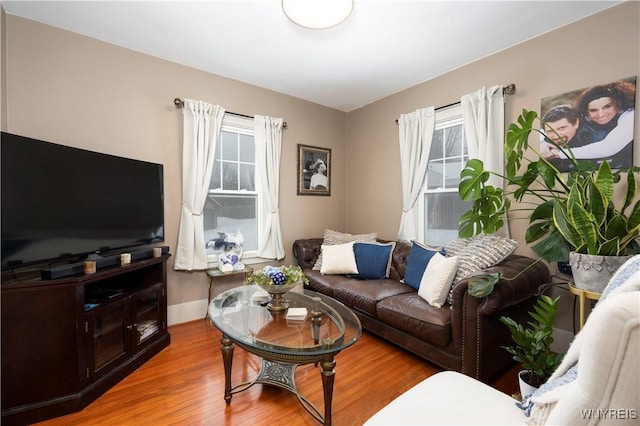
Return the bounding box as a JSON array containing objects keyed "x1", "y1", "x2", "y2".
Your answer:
[{"x1": 1, "y1": 132, "x2": 164, "y2": 272}]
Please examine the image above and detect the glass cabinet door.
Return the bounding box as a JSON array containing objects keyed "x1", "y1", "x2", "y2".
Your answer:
[
  {"x1": 87, "y1": 299, "x2": 128, "y2": 378},
  {"x1": 132, "y1": 283, "x2": 165, "y2": 349}
]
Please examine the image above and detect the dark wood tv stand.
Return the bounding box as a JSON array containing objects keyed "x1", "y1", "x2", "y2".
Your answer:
[{"x1": 1, "y1": 253, "x2": 171, "y2": 425}]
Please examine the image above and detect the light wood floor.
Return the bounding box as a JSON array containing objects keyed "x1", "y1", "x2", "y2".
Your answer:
[{"x1": 36, "y1": 318, "x2": 518, "y2": 426}]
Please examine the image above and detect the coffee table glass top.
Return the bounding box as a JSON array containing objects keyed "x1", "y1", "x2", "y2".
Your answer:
[{"x1": 209, "y1": 285, "x2": 361, "y2": 356}]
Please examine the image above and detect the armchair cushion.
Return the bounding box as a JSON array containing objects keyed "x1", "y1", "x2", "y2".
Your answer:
[{"x1": 364, "y1": 371, "x2": 524, "y2": 425}]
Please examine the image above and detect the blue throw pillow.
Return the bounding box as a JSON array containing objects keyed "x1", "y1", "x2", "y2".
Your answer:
[
  {"x1": 403, "y1": 241, "x2": 442, "y2": 290},
  {"x1": 352, "y1": 242, "x2": 395, "y2": 280}
]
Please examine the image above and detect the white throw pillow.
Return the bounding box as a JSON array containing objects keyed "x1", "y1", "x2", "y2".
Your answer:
[
  {"x1": 418, "y1": 253, "x2": 459, "y2": 308},
  {"x1": 320, "y1": 242, "x2": 359, "y2": 275},
  {"x1": 313, "y1": 229, "x2": 378, "y2": 270}
]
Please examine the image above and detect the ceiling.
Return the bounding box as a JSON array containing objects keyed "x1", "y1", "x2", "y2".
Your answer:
[{"x1": 2, "y1": 1, "x2": 623, "y2": 112}]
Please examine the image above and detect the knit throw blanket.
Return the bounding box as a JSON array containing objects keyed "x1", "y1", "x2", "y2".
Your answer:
[{"x1": 519, "y1": 254, "x2": 640, "y2": 421}]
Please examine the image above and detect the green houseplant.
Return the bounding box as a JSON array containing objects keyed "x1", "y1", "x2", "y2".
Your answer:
[
  {"x1": 500, "y1": 294, "x2": 563, "y2": 391},
  {"x1": 458, "y1": 109, "x2": 640, "y2": 291}
]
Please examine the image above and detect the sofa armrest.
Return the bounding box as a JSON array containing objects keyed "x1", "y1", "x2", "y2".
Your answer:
[
  {"x1": 292, "y1": 238, "x2": 324, "y2": 269},
  {"x1": 452, "y1": 255, "x2": 550, "y2": 316}
]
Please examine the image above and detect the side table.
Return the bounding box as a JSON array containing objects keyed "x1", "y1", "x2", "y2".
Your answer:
[
  {"x1": 205, "y1": 266, "x2": 254, "y2": 316},
  {"x1": 568, "y1": 284, "x2": 601, "y2": 330}
]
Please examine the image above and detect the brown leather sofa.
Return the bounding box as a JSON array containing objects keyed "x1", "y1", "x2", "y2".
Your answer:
[{"x1": 292, "y1": 238, "x2": 550, "y2": 382}]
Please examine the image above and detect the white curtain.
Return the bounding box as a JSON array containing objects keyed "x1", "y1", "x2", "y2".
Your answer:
[
  {"x1": 174, "y1": 100, "x2": 225, "y2": 270},
  {"x1": 255, "y1": 115, "x2": 285, "y2": 260},
  {"x1": 397, "y1": 107, "x2": 435, "y2": 242},
  {"x1": 461, "y1": 85, "x2": 509, "y2": 237}
]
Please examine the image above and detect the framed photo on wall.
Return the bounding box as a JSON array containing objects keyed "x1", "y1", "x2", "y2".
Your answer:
[
  {"x1": 540, "y1": 76, "x2": 636, "y2": 172},
  {"x1": 297, "y1": 144, "x2": 331, "y2": 196}
]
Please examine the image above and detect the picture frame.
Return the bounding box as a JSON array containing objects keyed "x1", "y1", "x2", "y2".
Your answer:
[
  {"x1": 297, "y1": 144, "x2": 331, "y2": 196},
  {"x1": 540, "y1": 76, "x2": 636, "y2": 172}
]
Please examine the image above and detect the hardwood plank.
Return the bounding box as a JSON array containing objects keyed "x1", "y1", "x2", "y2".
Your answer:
[{"x1": 35, "y1": 319, "x2": 519, "y2": 425}]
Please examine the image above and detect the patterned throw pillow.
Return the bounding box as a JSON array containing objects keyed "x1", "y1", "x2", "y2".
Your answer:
[
  {"x1": 312, "y1": 229, "x2": 378, "y2": 271},
  {"x1": 445, "y1": 234, "x2": 519, "y2": 305}
]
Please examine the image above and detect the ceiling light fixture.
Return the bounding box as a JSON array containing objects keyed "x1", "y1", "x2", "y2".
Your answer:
[{"x1": 282, "y1": 0, "x2": 354, "y2": 30}]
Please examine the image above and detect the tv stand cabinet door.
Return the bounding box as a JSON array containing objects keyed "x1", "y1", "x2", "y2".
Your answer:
[
  {"x1": 85, "y1": 298, "x2": 130, "y2": 382},
  {"x1": 1, "y1": 283, "x2": 81, "y2": 412}
]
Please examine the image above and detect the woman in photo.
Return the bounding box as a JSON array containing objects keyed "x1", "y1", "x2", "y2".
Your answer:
[{"x1": 309, "y1": 158, "x2": 328, "y2": 190}]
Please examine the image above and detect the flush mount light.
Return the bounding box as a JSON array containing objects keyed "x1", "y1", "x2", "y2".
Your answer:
[{"x1": 282, "y1": 0, "x2": 354, "y2": 30}]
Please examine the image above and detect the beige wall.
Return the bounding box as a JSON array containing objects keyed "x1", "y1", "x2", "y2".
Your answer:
[
  {"x1": 2, "y1": 3, "x2": 639, "y2": 329},
  {"x1": 1, "y1": 14, "x2": 348, "y2": 318},
  {"x1": 347, "y1": 2, "x2": 640, "y2": 246},
  {"x1": 346, "y1": 2, "x2": 639, "y2": 338}
]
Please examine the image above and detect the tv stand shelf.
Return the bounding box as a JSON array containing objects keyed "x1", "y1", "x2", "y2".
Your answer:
[{"x1": 1, "y1": 253, "x2": 171, "y2": 425}]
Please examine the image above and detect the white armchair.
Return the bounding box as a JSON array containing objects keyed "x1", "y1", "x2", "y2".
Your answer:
[{"x1": 365, "y1": 256, "x2": 640, "y2": 425}]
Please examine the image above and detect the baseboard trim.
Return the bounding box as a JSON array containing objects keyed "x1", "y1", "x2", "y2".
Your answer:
[{"x1": 168, "y1": 299, "x2": 208, "y2": 326}]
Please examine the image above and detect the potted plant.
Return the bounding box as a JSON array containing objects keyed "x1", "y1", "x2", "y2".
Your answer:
[
  {"x1": 458, "y1": 109, "x2": 640, "y2": 292},
  {"x1": 500, "y1": 294, "x2": 563, "y2": 396}
]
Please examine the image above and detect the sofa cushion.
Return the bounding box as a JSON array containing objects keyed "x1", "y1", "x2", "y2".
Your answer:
[
  {"x1": 389, "y1": 240, "x2": 412, "y2": 280},
  {"x1": 320, "y1": 242, "x2": 359, "y2": 275},
  {"x1": 352, "y1": 242, "x2": 396, "y2": 279},
  {"x1": 418, "y1": 253, "x2": 459, "y2": 308},
  {"x1": 376, "y1": 293, "x2": 452, "y2": 347},
  {"x1": 332, "y1": 279, "x2": 413, "y2": 317},
  {"x1": 303, "y1": 269, "x2": 344, "y2": 297},
  {"x1": 403, "y1": 241, "x2": 442, "y2": 290},
  {"x1": 313, "y1": 229, "x2": 378, "y2": 270}
]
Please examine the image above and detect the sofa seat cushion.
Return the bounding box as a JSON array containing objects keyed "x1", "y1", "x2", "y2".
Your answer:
[
  {"x1": 376, "y1": 293, "x2": 452, "y2": 347},
  {"x1": 303, "y1": 269, "x2": 345, "y2": 297},
  {"x1": 332, "y1": 280, "x2": 413, "y2": 317}
]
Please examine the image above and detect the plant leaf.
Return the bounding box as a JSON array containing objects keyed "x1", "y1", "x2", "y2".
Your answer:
[
  {"x1": 468, "y1": 272, "x2": 501, "y2": 298},
  {"x1": 595, "y1": 160, "x2": 614, "y2": 200},
  {"x1": 530, "y1": 232, "x2": 570, "y2": 262}
]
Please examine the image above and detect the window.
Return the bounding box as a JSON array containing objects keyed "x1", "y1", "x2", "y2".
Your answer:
[
  {"x1": 203, "y1": 115, "x2": 261, "y2": 262},
  {"x1": 420, "y1": 105, "x2": 472, "y2": 246}
]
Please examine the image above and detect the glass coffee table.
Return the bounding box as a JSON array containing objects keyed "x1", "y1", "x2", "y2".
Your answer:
[{"x1": 208, "y1": 285, "x2": 362, "y2": 425}]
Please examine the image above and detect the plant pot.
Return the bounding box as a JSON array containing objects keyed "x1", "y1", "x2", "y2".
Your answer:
[
  {"x1": 518, "y1": 370, "x2": 539, "y2": 399},
  {"x1": 569, "y1": 252, "x2": 632, "y2": 293}
]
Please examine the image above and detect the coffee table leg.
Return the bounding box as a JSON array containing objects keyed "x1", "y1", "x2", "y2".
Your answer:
[
  {"x1": 320, "y1": 357, "x2": 336, "y2": 426},
  {"x1": 221, "y1": 334, "x2": 234, "y2": 404}
]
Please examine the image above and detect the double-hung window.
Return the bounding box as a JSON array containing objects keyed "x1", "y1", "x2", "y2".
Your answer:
[
  {"x1": 419, "y1": 105, "x2": 472, "y2": 246},
  {"x1": 203, "y1": 115, "x2": 261, "y2": 262}
]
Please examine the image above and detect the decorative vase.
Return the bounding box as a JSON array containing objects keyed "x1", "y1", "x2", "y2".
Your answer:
[
  {"x1": 256, "y1": 280, "x2": 301, "y2": 313},
  {"x1": 518, "y1": 370, "x2": 539, "y2": 399},
  {"x1": 569, "y1": 252, "x2": 632, "y2": 293}
]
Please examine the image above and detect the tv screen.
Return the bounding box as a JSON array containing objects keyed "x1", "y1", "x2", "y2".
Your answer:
[{"x1": 1, "y1": 132, "x2": 164, "y2": 271}]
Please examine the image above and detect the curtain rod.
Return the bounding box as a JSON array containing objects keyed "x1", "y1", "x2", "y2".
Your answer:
[
  {"x1": 173, "y1": 98, "x2": 287, "y2": 128},
  {"x1": 394, "y1": 83, "x2": 516, "y2": 124}
]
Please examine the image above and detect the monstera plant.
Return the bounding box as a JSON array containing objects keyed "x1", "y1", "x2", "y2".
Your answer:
[{"x1": 459, "y1": 109, "x2": 640, "y2": 295}]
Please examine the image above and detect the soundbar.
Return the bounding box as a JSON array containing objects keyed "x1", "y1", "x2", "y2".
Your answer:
[
  {"x1": 41, "y1": 246, "x2": 170, "y2": 280},
  {"x1": 41, "y1": 262, "x2": 85, "y2": 280}
]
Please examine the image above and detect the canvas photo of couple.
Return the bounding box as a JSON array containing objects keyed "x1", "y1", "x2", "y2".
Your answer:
[{"x1": 540, "y1": 76, "x2": 636, "y2": 172}]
